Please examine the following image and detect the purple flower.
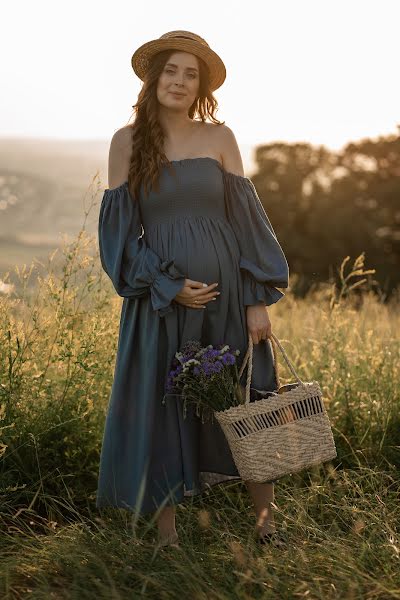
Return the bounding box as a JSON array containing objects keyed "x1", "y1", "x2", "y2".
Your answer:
[
  {"x1": 202, "y1": 347, "x2": 220, "y2": 360},
  {"x1": 201, "y1": 361, "x2": 225, "y2": 376},
  {"x1": 219, "y1": 352, "x2": 236, "y2": 366},
  {"x1": 201, "y1": 361, "x2": 214, "y2": 376}
]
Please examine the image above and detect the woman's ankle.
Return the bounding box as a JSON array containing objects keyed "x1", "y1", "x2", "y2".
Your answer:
[
  {"x1": 156, "y1": 505, "x2": 177, "y2": 538},
  {"x1": 158, "y1": 529, "x2": 179, "y2": 543},
  {"x1": 254, "y1": 504, "x2": 276, "y2": 536}
]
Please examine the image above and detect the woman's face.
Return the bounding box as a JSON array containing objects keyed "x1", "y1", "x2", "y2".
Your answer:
[{"x1": 157, "y1": 51, "x2": 200, "y2": 112}]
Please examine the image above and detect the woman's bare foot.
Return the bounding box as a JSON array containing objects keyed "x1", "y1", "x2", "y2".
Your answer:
[
  {"x1": 158, "y1": 531, "x2": 180, "y2": 549},
  {"x1": 257, "y1": 529, "x2": 287, "y2": 548},
  {"x1": 255, "y1": 520, "x2": 277, "y2": 537}
]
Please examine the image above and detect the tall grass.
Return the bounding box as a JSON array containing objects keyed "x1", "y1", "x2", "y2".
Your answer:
[{"x1": 0, "y1": 178, "x2": 399, "y2": 599}]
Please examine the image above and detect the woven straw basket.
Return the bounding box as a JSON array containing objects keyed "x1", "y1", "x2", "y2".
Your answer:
[{"x1": 214, "y1": 332, "x2": 337, "y2": 482}]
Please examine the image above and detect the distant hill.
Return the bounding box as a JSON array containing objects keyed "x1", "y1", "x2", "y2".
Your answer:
[{"x1": 0, "y1": 136, "x2": 256, "y2": 276}]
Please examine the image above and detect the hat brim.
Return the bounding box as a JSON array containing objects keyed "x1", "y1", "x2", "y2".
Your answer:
[{"x1": 131, "y1": 38, "x2": 226, "y2": 92}]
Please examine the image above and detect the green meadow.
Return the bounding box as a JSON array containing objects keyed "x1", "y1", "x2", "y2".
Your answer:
[{"x1": 0, "y1": 188, "x2": 399, "y2": 599}]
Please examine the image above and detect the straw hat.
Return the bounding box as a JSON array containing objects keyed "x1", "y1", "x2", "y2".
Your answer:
[{"x1": 131, "y1": 30, "x2": 226, "y2": 92}]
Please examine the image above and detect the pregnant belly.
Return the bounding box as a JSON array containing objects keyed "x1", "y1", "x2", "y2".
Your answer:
[
  {"x1": 145, "y1": 218, "x2": 240, "y2": 286},
  {"x1": 177, "y1": 242, "x2": 222, "y2": 285}
]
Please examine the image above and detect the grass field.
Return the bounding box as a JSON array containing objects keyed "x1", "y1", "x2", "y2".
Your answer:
[{"x1": 0, "y1": 227, "x2": 399, "y2": 599}]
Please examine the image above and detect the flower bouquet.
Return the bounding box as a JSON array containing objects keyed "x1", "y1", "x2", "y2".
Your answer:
[
  {"x1": 162, "y1": 338, "x2": 280, "y2": 423},
  {"x1": 162, "y1": 339, "x2": 252, "y2": 423}
]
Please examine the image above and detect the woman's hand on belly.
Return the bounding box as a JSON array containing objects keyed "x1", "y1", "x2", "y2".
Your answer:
[
  {"x1": 246, "y1": 305, "x2": 272, "y2": 344},
  {"x1": 174, "y1": 279, "x2": 220, "y2": 309}
]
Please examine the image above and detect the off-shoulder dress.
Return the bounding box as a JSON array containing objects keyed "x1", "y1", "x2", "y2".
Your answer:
[{"x1": 95, "y1": 156, "x2": 289, "y2": 516}]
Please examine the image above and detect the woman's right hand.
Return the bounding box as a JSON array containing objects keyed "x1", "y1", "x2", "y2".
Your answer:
[{"x1": 174, "y1": 279, "x2": 220, "y2": 309}]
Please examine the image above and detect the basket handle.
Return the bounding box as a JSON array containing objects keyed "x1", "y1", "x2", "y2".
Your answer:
[{"x1": 238, "y1": 331, "x2": 306, "y2": 405}]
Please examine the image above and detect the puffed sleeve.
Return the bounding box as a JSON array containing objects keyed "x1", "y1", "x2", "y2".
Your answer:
[
  {"x1": 98, "y1": 181, "x2": 186, "y2": 317},
  {"x1": 222, "y1": 170, "x2": 289, "y2": 306}
]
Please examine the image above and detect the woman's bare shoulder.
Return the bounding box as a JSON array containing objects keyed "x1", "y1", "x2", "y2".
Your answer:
[
  {"x1": 212, "y1": 123, "x2": 245, "y2": 176},
  {"x1": 197, "y1": 121, "x2": 229, "y2": 164},
  {"x1": 107, "y1": 126, "x2": 133, "y2": 189},
  {"x1": 110, "y1": 124, "x2": 133, "y2": 151}
]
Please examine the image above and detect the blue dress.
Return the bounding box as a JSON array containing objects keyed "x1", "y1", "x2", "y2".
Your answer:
[{"x1": 95, "y1": 156, "x2": 289, "y2": 516}]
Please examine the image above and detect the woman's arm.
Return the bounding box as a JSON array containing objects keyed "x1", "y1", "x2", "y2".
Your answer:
[{"x1": 218, "y1": 125, "x2": 289, "y2": 343}]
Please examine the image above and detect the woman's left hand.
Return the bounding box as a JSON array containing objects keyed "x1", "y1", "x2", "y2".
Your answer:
[{"x1": 246, "y1": 304, "x2": 272, "y2": 344}]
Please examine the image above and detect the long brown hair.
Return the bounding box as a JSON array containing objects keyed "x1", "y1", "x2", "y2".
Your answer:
[{"x1": 127, "y1": 49, "x2": 225, "y2": 201}]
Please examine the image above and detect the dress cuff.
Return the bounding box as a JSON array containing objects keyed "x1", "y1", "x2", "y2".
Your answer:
[
  {"x1": 150, "y1": 259, "x2": 186, "y2": 317},
  {"x1": 240, "y1": 257, "x2": 286, "y2": 307},
  {"x1": 242, "y1": 270, "x2": 285, "y2": 306}
]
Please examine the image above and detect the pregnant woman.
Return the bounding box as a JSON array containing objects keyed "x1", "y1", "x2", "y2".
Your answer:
[{"x1": 96, "y1": 30, "x2": 290, "y2": 549}]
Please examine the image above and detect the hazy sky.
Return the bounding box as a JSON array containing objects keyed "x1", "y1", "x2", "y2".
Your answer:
[{"x1": 1, "y1": 0, "x2": 399, "y2": 152}]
